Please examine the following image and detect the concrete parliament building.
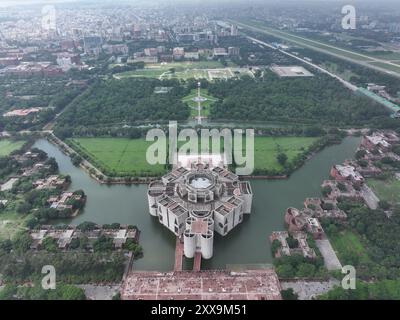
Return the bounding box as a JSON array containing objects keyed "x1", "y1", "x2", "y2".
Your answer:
[{"x1": 147, "y1": 155, "x2": 253, "y2": 260}]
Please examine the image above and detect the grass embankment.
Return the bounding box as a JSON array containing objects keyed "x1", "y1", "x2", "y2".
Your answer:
[{"x1": 251, "y1": 136, "x2": 318, "y2": 173}]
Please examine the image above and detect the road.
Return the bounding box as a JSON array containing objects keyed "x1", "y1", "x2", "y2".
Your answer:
[
  {"x1": 246, "y1": 35, "x2": 358, "y2": 92},
  {"x1": 232, "y1": 20, "x2": 400, "y2": 79}
]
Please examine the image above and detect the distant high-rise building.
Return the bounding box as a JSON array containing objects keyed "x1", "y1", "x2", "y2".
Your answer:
[
  {"x1": 60, "y1": 40, "x2": 76, "y2": 52},
  {"x1": 144, "y1": 47, "x2": 158, "y2": 57},
  {"x1": 173, "y1": 47, "x2": 185, "y2": 60},
  {"x1": 83, "y1": 36, "x2": 102, "y2": 55},
  {"x1": 230, "y1": 24, "x2": 238, "y2": 36},
  {"x1": 213, "y1": 47, "x2": 228, "y2": 58},
  {"x1": 228, "y1": 46, "x2": 240, "y2": 57}
]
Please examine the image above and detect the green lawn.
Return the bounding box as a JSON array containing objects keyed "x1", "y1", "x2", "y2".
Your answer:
[
  {"x1": 69, "y1": 136, "x2": 320, "y2": 176},
  {"x1": 0, "y1": 139, "x2": 25, "y2": 157},
  {"x1": 114, "y1": 61, "x2": 242, "y2": 81},
  {"x1": 114, "y1": 61, "x2": 227, "y2": 80},
  {"x1": 329, "y1": 230, "x2": 370, "y2": 265},
  {"x1": 249, "y1": 136, "x2": 318, "y2": 172},
  {"x1": 367, "y1": 178, "x2": 400, "y2": 204},
  {"x1": 69, "y1": 138, "x2": 167, "y2": 176},
  {"x1": 0, "y1": 205, "x2": 30, "y2": 240},
  {"x1": 115, "y1": 69, "x2": 166, "y2": 79},
  {"x1": 177, "y1": 136, "x2": 319, "y2": 172},
  {"x1": 182, "y1": 89, "x2": 219, "y2": 117}
]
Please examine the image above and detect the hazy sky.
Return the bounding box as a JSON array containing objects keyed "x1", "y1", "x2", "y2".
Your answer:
[
  {"x1": 0, "y1": 0, "x2": 397, "y2": 8},
  {"x1": 0, "y1": 0, "x2": 78, "y2": 8}
]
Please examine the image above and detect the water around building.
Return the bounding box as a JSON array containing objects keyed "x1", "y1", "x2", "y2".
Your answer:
[{"x1": 33, "y1": 136, "x2": 361, "y2": 271}]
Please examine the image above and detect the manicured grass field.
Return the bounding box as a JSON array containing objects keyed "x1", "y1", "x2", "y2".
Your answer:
[
  {"x1": 69, "y1": 136, "x2": 319, "y2": 176},
  {"x1": 69, "y1": 138, "x2": 167, "y2": 176},
  {"x1": 182, "y1": 89, "x2": 219, "y2": 117},
  {"x1": 247, "y1": 136, "x2": 319, "y2": 172},
  {"x1": 367, "y1": 178, "x2": 400, "y2": 204},
  {"x1": 115, "y1": 69, "x2": 166, "y2": 79},
  {"x1": 329, "y1": 230, "x2": 370, "y2": 265},
  {"x1": 113, "y1": 61, "x2": 251, "y2": 81},
  {"x1": 114, "y1": 61, "x2": 227, "y2": 80},
  {"x1": 0, "y1": 139, "x2": 25, "y2": 157}
]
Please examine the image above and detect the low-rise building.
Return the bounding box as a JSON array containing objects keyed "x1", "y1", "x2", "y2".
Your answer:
[
  {"x1": 306, "y1": 217, "x2": 324, "y2": 240},
  {"x1": 33, "y1": 175, "x2": 70, "y2": 190},
  {"x1": 102, "y1": 44, "x2": 129, "y2": 55},
  {"x1": 144, "y1": 47, "x2": 158, "y2": 57},
  {"x1": 47, "y1": 191, "x2": 85, "y2": 212},
  {"x1": 173, "y1": 47, "x2": 185, "y2": 60},
  {"x1": 56, "y1": 52, "x2": 81, "y2": 71},
  {"x1": 3, "y1": 108, "x2": 41, "y2": 117},
  {"x1": 285, "y1": 207, "x2": 307, "y2": 233},
  {"x1": 213, "y1": 47, "x2": 228, "y2": 58},
  {"x1": 330, "y1": 164, "x2": 364, "y2": 186},
  {"x1": 184, "y1": 52, "x2": 200, "y2": 60},
  {"x1": 270, "y1": 231, "x2": 316, "y2": 259},
  {"x1": 228, "y1": 46, "x2": 240, "y2": 57},
  {"x1": 29, "y1": 225, "x2": 140, "y2": 251},
  {"x1": 322, "y1": 180, "x2": 362, "y2": 201},
  {"x1": 362, "y1": 131, "x2": 400, "y2": 152}
]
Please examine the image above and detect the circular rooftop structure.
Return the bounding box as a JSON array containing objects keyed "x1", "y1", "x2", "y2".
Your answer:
[
  {"x1": 182, "y1": 171, "x2": 220, "y2": 204},
  {"x1": 189, "y1": 176, "x2": 212, "y2": 189},
  {"x1": 185, "y1": 171, "x2": 216, "y2": 191}
]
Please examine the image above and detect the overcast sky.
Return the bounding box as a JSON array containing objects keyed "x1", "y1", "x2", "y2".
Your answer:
[{"x1": 0, "y1": 0, "x2": 397, "y2": 8}]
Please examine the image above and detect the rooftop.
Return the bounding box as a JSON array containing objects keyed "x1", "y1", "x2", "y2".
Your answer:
[{"x1": 121, "y1": 269, "x2": 282, "y2": 300}]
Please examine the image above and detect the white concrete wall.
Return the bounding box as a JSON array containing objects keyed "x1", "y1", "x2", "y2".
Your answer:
[
  {"x1": 184, "y1": 232, "x2": 196, "y2": 258},
  {"x1": 148, "y1": 194, "x2": 158, "y2": 216},
  {"x1": 201, "y1": 232, "x2": 213, "y2": 259}
]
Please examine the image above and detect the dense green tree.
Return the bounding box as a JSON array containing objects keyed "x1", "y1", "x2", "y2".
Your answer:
[
  {"x1": 277, "y1": 152, "x2": 288, "y2": 166},
  {"x1": 281, "y1": 288, "x2": 298, "y2": 300},
  {"x1": 0, "y1": 284, "x2": 18, "y2": 300},
  {"x1": 12, "y1": 231, "x2": 32, "y2": 253}
]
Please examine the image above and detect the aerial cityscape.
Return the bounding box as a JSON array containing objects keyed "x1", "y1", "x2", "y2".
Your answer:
[{"x1": 0, "y1": 0, "x2": 400, "y2": 307}]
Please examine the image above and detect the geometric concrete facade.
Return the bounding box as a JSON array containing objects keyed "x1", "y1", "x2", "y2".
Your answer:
[{"x1": 148, "y1": 156, "x2": 253, "y2": 259}]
